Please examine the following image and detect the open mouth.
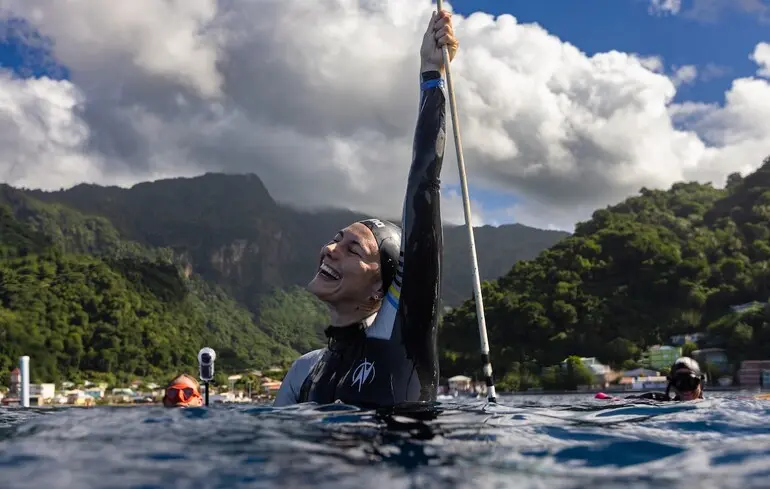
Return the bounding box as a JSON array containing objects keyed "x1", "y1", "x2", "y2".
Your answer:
[{"x1": 318, "y1": 261, "x2": 341, "y2": 281}]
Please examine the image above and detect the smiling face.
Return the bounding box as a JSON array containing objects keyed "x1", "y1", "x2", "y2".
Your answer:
[
  {"x1": 307, "y1": 222, "x2": 383, "y2": 308},
  {"x1": 163, "y1": 374, "x2": 203, "y2": 408}
]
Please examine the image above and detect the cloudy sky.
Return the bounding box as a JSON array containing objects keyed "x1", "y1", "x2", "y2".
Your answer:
[{"x1": 0, "y1": 0, "x2": 768, "y2": 231}]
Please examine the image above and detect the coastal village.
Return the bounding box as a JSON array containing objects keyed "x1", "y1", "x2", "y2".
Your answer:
[
  {"x1": 448, "y1": 333, "x2": 770, "y2": 397},
  {"x1": 0, "y1": 366, "x2": 286, "y2": 407},
  {"x1": 2, "y1": 330, "x2": 770, "y2": 406}
]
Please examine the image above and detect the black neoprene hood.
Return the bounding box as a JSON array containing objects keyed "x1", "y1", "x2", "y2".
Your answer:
[{"x1": 358, "y1": 218, "x2": 401, "y2": 293}]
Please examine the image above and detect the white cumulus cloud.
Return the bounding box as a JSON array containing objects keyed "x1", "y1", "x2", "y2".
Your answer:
[
  {"x1": 649, "y1": 0, "x2": 682, "y2": 15},
  {"x1": 753, "y1": 42, "x2": 770, "y2": 77},
  {"x1": 0, "y1": 72, "x2": 101, "y2": 188},
  {"x1": 672, "y1": 65, "x2": 698, "y2": 86},
  {"x1": 0, "y1": 0, "x2": 768, "y2": 232}
]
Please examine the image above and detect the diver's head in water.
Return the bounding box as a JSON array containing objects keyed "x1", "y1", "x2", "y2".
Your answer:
[
  {"x1": 163, "y1": 374, "x2": 203, "y2": 408},
  {"x1": 308, "y1": 218, "x2": 401, "y2": 326},
  {"x1": 666, "y1": 357, "x2": 704, "y2": 401}
]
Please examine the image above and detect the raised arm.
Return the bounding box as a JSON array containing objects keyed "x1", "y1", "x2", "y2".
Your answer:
[
  {"x1": 397, "y1": 10, "x2": 457, "y2": 400},
  {"x1": 394, "y1": 69, "x2": 446, "y2": 393},
  {"x1": 337, "y1": 10, "x2": 458, "y2": 407}
]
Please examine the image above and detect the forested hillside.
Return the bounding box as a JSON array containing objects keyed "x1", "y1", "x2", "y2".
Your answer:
[
  {"x1": 0, "y1": 192, "x2": 327, "y2": 385},
  {"x1": 0, "y1": 173, "x2": 563, "y2": 386},
  {"x1": 9, "y1": 156, "x2": 767, "y2": 390},
  {"x1": 440, "y1": 157, "x2": 770, "y2": 388},
  {"x1": 21, "y1": 173, "x2": 568, "y2": 311}
]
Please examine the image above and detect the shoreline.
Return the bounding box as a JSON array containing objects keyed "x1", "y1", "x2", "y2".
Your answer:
[
  {"x1": 498, "y1": 386, "x2": 764, "y2": 396},
  {"x1": 0, "y1": 399, "x2": 276, "y2": 408},
  {"x1": 4, "y1": 387, "x2": 762, "y2": 408}
]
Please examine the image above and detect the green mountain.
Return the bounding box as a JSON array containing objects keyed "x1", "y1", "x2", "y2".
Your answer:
[
  {"x1": 20, "y1": 173, "x2": 568, "y2": 311},
  {"x1": 440, "y1": 156, "x2": 770, "y2": 387},
  {"x1": 0, "y1": 173, "x2": 564, "y2": 385},
  {"x1": 7, "y1": 156, "x2": 769, "y2": 390},
  {"x1": 0, "y1": 186, "x2": 328, "y2": 385}
]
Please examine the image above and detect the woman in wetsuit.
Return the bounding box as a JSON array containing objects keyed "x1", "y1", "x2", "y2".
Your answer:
[{"x1": 273, "y1": 10, "x2": 458, "y2": 408}]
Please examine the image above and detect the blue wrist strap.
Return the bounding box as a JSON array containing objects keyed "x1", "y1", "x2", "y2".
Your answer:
[{"x1": 420, "y1": 78, "x2": 445, "y2": 90}]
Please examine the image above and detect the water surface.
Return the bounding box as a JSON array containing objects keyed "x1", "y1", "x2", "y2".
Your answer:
[{"x1": 1, "y1": 392, "x2": 768, "y2": 488}]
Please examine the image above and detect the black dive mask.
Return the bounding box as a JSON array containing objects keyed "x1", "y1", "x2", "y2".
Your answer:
[{"x1": 670, "y1": 372, "x2": 701, "y2": 392}]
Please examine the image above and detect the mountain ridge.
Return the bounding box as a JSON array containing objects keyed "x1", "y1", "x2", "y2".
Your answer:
[
  {"x1": 440, "y1": 157, "x2": 770, "y2": 389},
  {"x1": 19, "y1": 172, "x2": 569, "y2": 310}
]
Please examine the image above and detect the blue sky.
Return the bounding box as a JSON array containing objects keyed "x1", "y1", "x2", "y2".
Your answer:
[
  {"x1": 451, "y1": 0, "x2": 768, "y2": 105},
  {"x1": 444, "y1": 0, "x2": 770, "y2": 226},
  {"x1": 0, "y1": 19, "x2": 68, "y2": 80}
]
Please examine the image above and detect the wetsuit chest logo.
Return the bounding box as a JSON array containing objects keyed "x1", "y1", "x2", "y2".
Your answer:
[{"x1": 351, "y1": 358, "x2": 376, "y2": 391}]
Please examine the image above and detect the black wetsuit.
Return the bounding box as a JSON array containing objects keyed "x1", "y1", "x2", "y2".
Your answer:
[
  {"x1": 625, "y1": 392, "x2": 702, "y2": 401},
  {"x1": 625, "y1": 392, "x2": 678, "y2": 401},
  {"x1": 273, "y1": 71, "x2": 446, "y2": 409}
]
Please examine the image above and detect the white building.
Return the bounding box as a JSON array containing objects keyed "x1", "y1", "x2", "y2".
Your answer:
[
  {"x1": 30, "y1": 383, "x2": 56, "y2": 400},
  {"x1": 448, "y1": 375, "x2": 472, "y2": 392}
]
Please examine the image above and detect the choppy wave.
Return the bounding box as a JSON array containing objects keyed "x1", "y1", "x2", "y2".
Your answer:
[{"x1": 1, "y1": 392, "x2": 769, "y2": 489}]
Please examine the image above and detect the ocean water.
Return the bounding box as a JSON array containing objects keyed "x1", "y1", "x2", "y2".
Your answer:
[{"x1": 0, "y1": 392, "x2": 769, "y2": 489}]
